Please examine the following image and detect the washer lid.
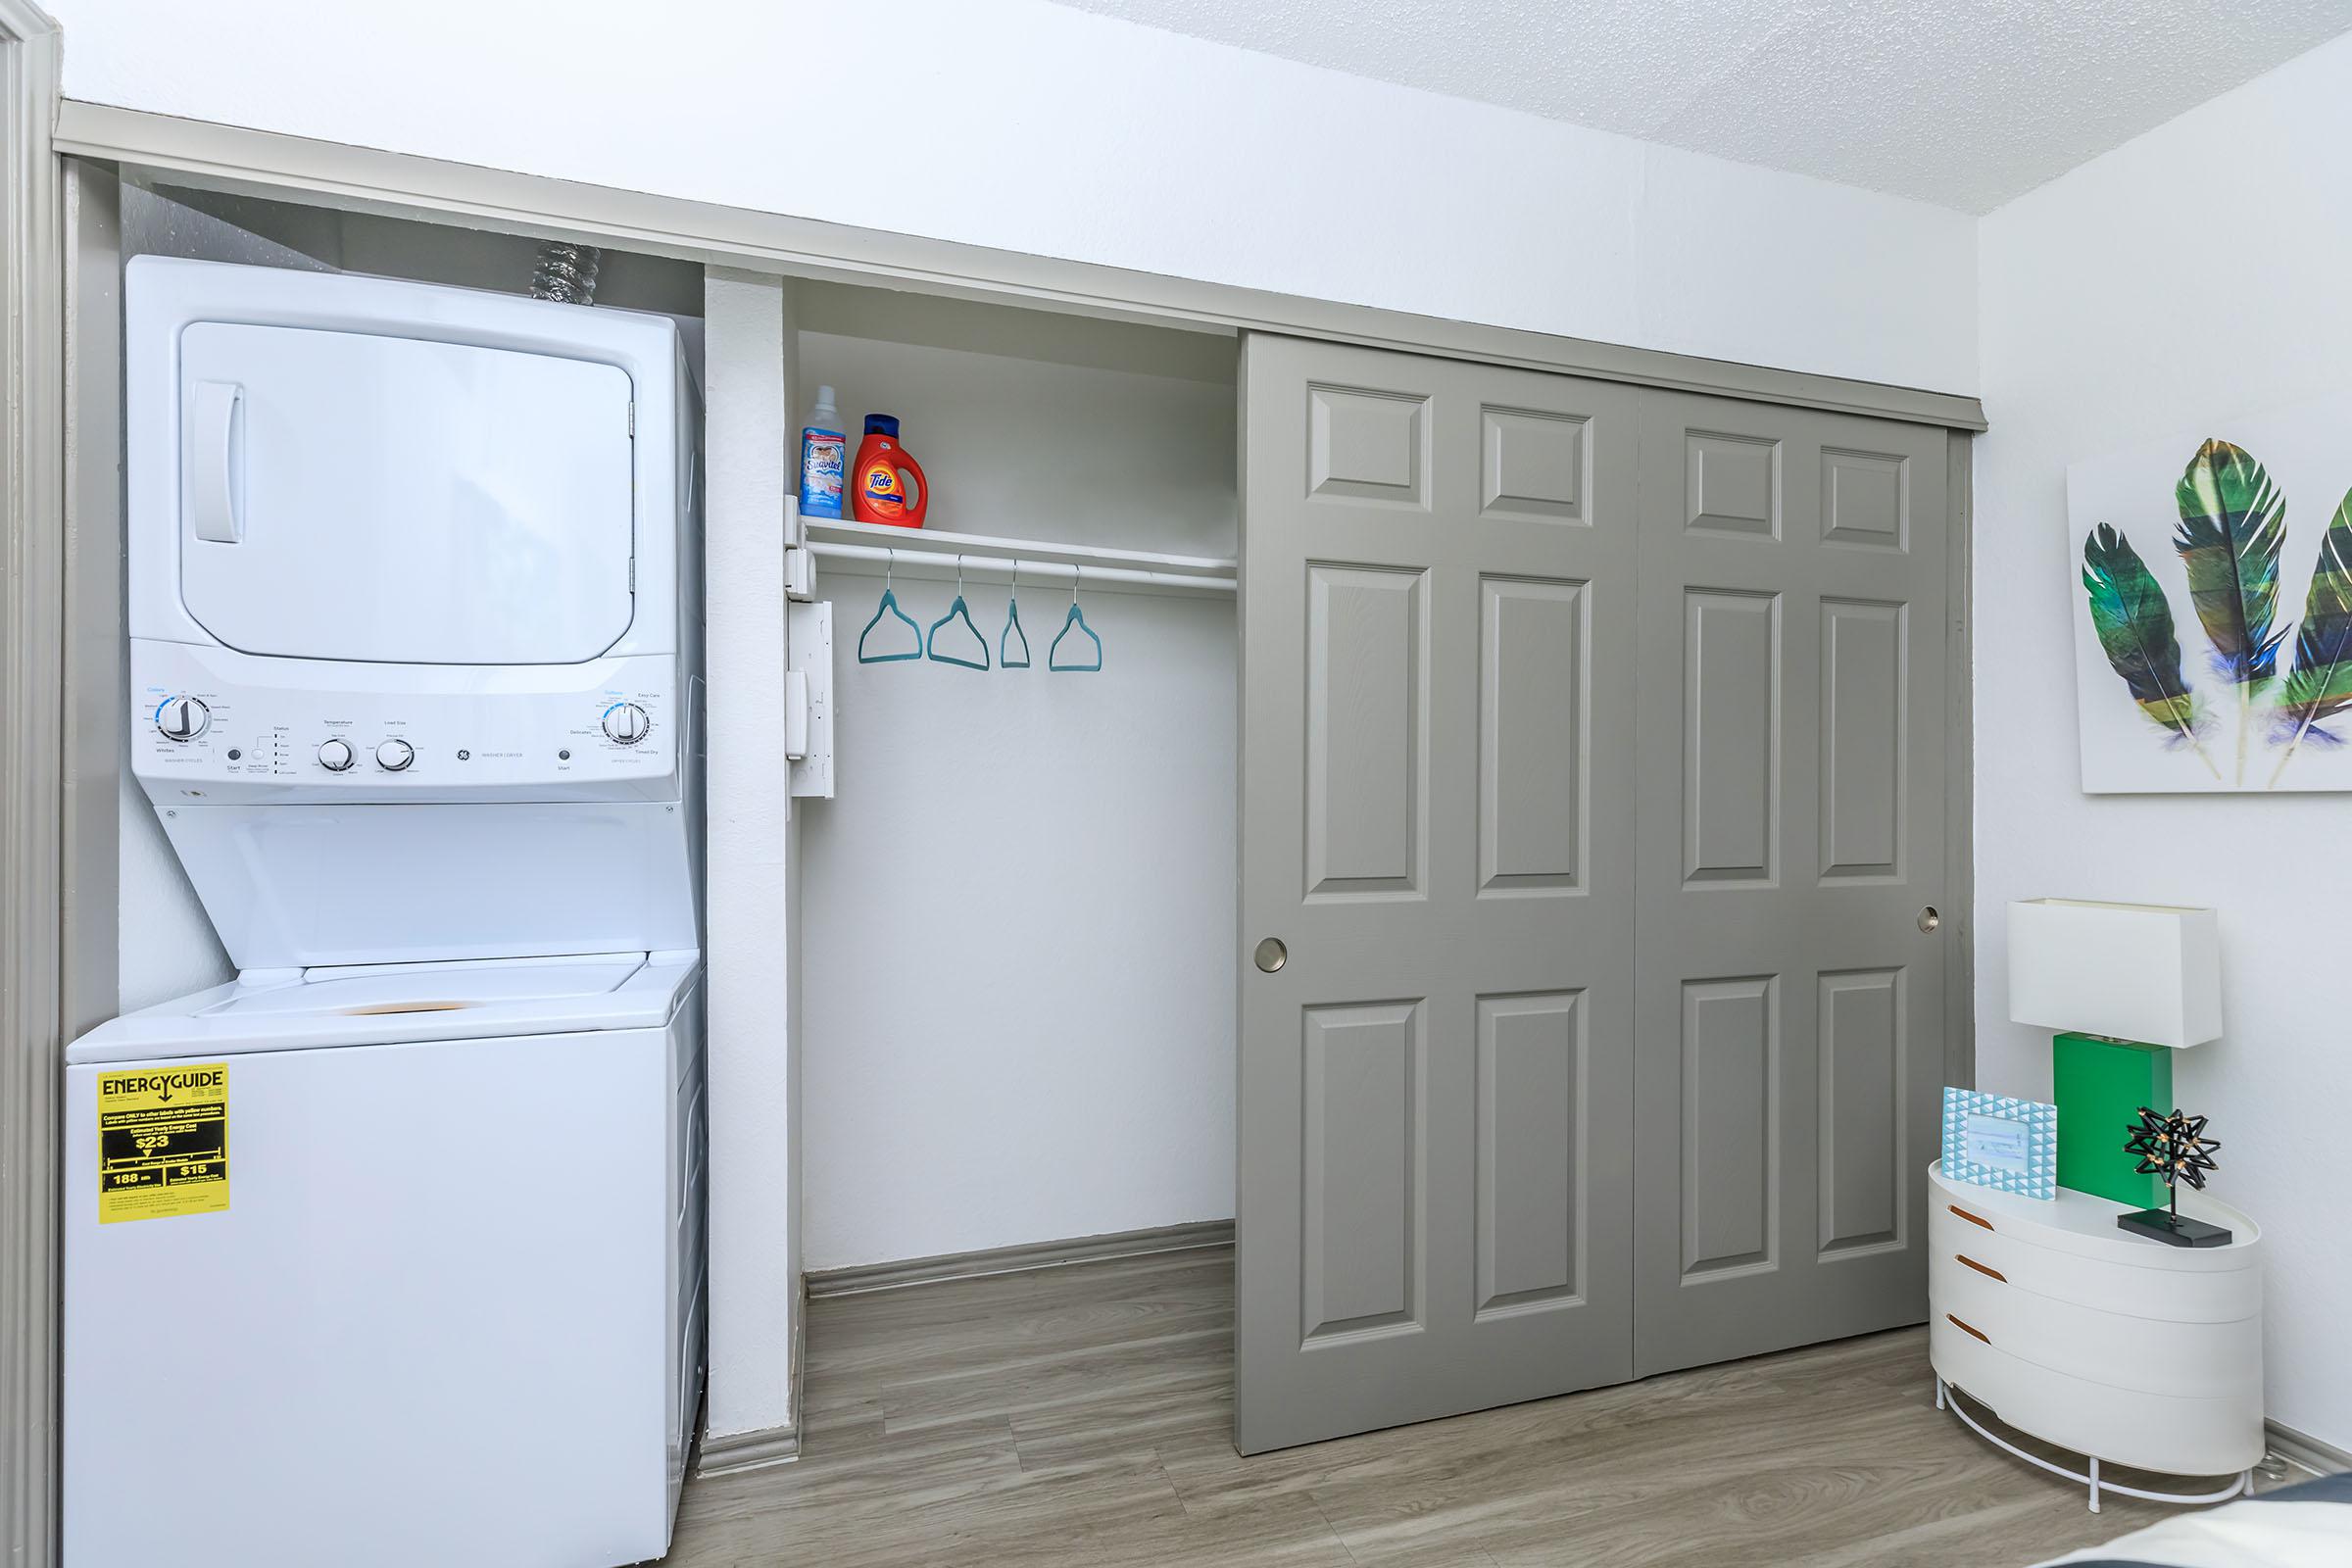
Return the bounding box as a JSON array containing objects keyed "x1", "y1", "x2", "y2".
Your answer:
[
  {"x1": 174, "y1": 321, "x2": 636, "y2": 665},
  {"x1": 68, "y1": 953, "x2": 699, "y2": 1063}
]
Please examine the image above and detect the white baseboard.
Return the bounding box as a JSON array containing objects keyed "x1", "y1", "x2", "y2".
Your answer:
[
  {"x1": 696, "y1": 1420, "x2": 801, "y2": 1477},
  {"x1": 2268, "y1": 1419, "x2": 2352, "y2": 1479},
  {"x1": 805, "y1": 1218, "x2": 1234, "y2": 1298},
  {"x1": 693, "y1": 1276, "x2": 810, "y2": 1479}
]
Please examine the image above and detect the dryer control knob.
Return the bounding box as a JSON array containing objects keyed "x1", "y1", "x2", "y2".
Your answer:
[
  {"x1": 156, "y1": 697, "x2": 211, "y2": 743},
  {"x1": 374, "y1": 738, "x2": 415, "y2": 772},
  {"x1": 603, "y1": 703, "x2": 651, "y2": 745},
  {"x1": 318, "y1": 739, "x2": 356, "y2": 772}
]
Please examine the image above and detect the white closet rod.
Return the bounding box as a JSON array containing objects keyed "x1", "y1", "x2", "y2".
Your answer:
[
  {"x1": 803, "y1": 516, "x2": 1232, "y2": 573},
  {"x1": 803, "y1": 517, "x2": 1238, "y2": 595},
  {"x1": 808, "y1": 541, "x2": 1235, "y2": 593}
]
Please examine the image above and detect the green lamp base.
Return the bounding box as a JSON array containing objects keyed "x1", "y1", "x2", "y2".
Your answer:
[{"x1": 2053, "y1": 1032, "x2": 2171, "y2": 1207}]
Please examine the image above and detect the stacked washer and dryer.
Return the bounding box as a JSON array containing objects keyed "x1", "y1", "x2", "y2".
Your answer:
[{"x1": 65, "y1": 258, "x2": 709, "y2": 1568}]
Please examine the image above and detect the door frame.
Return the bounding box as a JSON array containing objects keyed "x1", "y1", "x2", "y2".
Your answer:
[
  {"x1": 1942, "y1": 432, "x2": 1976, "y2": 1094},
  {"x1": 50, "y1": 102, "x2": 1983, "y2": 432},
  {"x1": 1, "y1": 4, "x2": 66, "y2": 1564}
]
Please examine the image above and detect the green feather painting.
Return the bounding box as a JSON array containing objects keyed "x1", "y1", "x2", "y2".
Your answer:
[
  {"x1": 2269, "y1": 486, "x2": 2352, "y2": 786},
  {"x1": 2081, "y1": 524, "x2": 2217, "y2": 778},
  {"x1": 2172, "y1": 439, "x2": 2285, "y2": 784},
  {"x1": 2070, "y1": 403, "x2": 2352, "y2": 793}
]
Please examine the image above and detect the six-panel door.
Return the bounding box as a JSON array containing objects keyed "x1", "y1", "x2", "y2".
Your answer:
[
  {"x1": 1629, "y1": 392, "x2": 1948, "y2": 1376},
  {"x1": 1238, "y1": 337, "x2": 1955, "y2": 1451},
  {"x1": 1237, "y1": 336, "x2": 1642, "y2": 1453}
]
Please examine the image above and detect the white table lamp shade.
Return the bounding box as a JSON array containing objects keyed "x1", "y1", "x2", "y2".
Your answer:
[{"x1": 2007, "y1": 899, "x2": 2222, "y2": 1048}]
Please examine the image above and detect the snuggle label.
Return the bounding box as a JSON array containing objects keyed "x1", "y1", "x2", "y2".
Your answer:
[{"x1": 801, "y1": 428, "x2": 846, "y2": 517}]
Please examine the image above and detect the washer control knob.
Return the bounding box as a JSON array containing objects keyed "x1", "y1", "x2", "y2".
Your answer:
[
  {"x1": 374, "y1": 738, "x2": 416, "y2": 772},
  {"x1": 156, "y1": 697, "x2": 211, "y2": 743},
  {"x1": 603, "y1": 703, "x2": 651, "y2": 745},
  {"x1": 318, "y1": 738, "x2": 356, "y2": 772}
]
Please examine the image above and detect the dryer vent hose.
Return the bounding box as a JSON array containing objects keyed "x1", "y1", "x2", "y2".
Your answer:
[{"x1": 530, "y1": 241, "x2": 603, "y2": 306}]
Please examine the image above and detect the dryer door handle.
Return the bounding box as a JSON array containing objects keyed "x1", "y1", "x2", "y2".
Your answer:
[{"x1": 189, "y1": 380, "x2": 244, "y2": 544}]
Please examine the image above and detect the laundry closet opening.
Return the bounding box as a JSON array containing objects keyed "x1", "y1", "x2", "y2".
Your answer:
[
  {"x1": 789, "y1": 282, "x2": 1242, "y2": 1276},
  {"x1": 74, "y1": 170, "x2": 1965, "y2": 1476}
]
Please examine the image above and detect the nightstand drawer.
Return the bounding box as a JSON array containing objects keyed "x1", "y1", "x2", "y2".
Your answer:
[
  {"x1": 1930, "y1": 1249, "x2": 2260, "y2": 1398},
  {"x1": 1932, "y1": 1200, "x2": 2259, "y2": 1323},
  {"x1": 1931, "y1": 1314, "x2": 2264, "y2": 1476}
]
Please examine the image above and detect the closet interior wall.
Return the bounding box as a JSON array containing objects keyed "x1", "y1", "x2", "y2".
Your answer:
[{"x1": 791, "y1": 282, "x2": 1241, "y2": 1270}]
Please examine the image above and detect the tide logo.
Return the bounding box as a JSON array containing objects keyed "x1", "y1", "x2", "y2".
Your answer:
[{"x1": 862, "y1": 465, "x2": 908, "y2": 513}]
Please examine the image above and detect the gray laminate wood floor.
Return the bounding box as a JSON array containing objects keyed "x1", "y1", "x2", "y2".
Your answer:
[{"x1": 662, "y1": 1247, "x2": 2257, "y2": 1566}]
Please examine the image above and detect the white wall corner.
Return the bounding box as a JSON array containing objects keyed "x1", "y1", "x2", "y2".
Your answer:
[
  {"x1": 1971, "y1": 28, "x2": 2352, "y2": 1451},
  {"x1": 700, "y1": 267, "x2": 799, "y2": 1439}
]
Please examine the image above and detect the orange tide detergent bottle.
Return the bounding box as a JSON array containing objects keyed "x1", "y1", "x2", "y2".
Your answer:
[{"x1": 851, "y1": 414, "x2": 928, "y2": 528}]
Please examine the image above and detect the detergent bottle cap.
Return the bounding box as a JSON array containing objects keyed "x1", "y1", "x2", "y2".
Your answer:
[{"x1": 863, "y1": 414, "x2": 900, "y2": 438}]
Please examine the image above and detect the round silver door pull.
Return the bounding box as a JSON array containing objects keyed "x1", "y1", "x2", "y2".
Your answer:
[
  {"x1": 1918, "y1": 907, "x2": 1941, "y2": 933},
  {"x1": 1253, "y1": 937, "x2": 1288, "y2": 973}
]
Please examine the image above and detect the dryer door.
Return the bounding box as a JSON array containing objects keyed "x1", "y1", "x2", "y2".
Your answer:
[{"x1": 176, "y1": 322, "x2": 636, "y2": 665}]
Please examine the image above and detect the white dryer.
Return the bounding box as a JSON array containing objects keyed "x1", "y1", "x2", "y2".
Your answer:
[
  {"x1": 67, "y1": 258, "x2": 708, "y2": 1568},
  {"x1": 119, "y1": 255, "x2": 703, "y2": 970}
]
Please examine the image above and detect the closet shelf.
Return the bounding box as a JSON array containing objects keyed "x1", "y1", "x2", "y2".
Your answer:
[{"x1": 803, "y1": 518, "x2": 1237, "y2": 597}]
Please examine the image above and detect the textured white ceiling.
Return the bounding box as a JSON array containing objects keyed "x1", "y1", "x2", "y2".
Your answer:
[{"x1": 1052, "y1": 0, "x2": 2352, "y2": 213}]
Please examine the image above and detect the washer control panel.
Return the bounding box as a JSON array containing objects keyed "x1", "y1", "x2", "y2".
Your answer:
[{"x1": 132, "y1": 642, "x2": 683, "y2": 798}]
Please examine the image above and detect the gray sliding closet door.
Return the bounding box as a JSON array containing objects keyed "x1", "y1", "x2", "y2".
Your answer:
[
  {"x1": 1236, "y1": 335, "x2": 1641, "y2": 1453},
  {"x1": 1630, "y1": 392, "x2": 1948, "y2": 1377}
]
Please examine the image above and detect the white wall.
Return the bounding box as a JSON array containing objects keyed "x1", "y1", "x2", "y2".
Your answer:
[
  {"x1": 1975, "y1": 31, "x2": 2352, "y2": 1450},
  {"x1": 45, "y1": 0, "x2": 1977, "y2": 395},
  {"x1": 796, "y1": 300, "x2": 1238, "y2": 1268},
  {"x1": 802, "y1": 576, "x2": 1237, "y2": 1268}
]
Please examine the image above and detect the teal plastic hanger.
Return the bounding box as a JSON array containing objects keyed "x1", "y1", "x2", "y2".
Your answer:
[
  {"x1": 1049, "y1": 566, "x2": 1103, "y2": 673},
  {"x1": 1000, "y1": 559, "x2": 1032, "y2": 669},
  {"x1": 926, "y1": 556, "x2": 991, "y2": 671},
  {"x1": 858, "y1": 549, "x2": 923, "y2": 663}
]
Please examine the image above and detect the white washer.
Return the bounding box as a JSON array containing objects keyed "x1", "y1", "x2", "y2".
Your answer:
[
  {"x1": 68, "y1": 259, "x2": 708, "y2": 1567},
  {"x1": 65, "y1": 955, "x2": 708, "y2": 1568}
]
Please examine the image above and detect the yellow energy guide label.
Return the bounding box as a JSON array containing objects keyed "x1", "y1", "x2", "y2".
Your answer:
[{"x1": 97, "y1": 1063, "x2": 230, "y2": 1223}]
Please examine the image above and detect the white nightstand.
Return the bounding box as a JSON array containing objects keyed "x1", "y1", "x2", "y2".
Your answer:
[{"x1": 1927, "y1": 1160, "x2": 2263, "y2": 1510}]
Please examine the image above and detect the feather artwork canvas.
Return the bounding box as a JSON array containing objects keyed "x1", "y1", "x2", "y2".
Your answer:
[{"x1": 2069, "y1": 393, "x2": 2352, "y2": 792}]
